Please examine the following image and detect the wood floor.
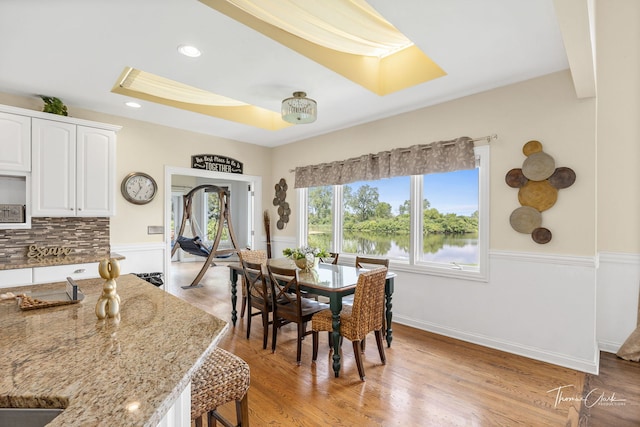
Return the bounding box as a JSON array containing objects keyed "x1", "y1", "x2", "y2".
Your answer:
[{"x1": 167, "y1": 262, "x2": 640, "y2": 426}]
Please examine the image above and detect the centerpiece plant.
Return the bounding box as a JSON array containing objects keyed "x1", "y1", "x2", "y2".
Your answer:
[{"x1": 283, "y1": 246, "x2": 328, "y2": 272}]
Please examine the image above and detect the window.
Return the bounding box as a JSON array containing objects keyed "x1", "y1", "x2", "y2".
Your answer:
[
  {"x1": 307, "y1": 185, "x2": 333, "y2": 250},
  {"x1": 300, "y1": 145, "x2": 489, "y2": 280},
  {"x1": 203, "y1": 188, "x2": 230, "y2": 247},
  {"x1": 342, "y1": 176, "x2": 410, "y2": 259}
]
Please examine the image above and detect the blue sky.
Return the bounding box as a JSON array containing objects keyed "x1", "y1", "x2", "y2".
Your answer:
[{"x1": 347, "y1": 169, "x2": 478, "y2": 216}]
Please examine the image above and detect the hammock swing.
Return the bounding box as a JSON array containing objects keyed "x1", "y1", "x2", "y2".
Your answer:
[{"x1": 171, "y1": 184, "x2": 240, "y2": 288}]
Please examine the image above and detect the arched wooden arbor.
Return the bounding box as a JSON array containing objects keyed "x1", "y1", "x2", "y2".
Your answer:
[{"x1": 172, "y1": 184, "x2": 240, "y2": 288}]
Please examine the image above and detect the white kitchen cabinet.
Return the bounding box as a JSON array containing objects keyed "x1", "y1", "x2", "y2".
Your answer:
[
  {"x1": 0, "y1": 111, "x2": 30, "y2": 171},
  {"x1": 31, "y1": 261, "x2": 100, "y2": 284},
  {"x1": 0, "y1": 111, "x2": 31, "y2": 229},
  {"x1": 32, "y1": 119, "x2": 116, "y2": 217},
  {"x1": 0, "y1": 268, "x2": 33, "y2": 288}
]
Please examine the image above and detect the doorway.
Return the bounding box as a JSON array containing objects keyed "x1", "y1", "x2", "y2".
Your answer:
[{"x1": 164, "y1": 166, "x2": 262, "y2": 288}]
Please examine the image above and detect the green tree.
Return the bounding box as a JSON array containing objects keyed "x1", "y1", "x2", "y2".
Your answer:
[
  {"x1": 399, "y1": 198, "x2": 430, "y2": 215},
  {"x1": 398, "y1": 200, "x2": 410, "y2": 215},
  {"x1": 375, "y1": 202, "x2": 393, "y2": 219},
  {"x1": 345, "y1": 184, "x2": 379, "y2": 221},
  {"x1": 308, "y1": 186, "x2": 332, "y2": 225}
]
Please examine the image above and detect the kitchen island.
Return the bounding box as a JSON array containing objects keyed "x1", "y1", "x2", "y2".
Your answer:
[{"x1": 0, "y1": 274, "x2": 227, "y2": 426}]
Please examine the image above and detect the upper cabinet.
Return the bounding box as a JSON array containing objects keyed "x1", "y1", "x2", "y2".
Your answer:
[
  {"x1": 0, "y1": 103, "x2": 120, "y2": 225},
  {"x1": 32, "y1": 119, "x2": 117, "y2": 217},
  {"x1": 0, "y1": 111, "x2": 31, "y2": 171}
]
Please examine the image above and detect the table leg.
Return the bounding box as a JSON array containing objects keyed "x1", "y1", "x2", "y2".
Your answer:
[
  {"x1": 229, "y1": 268, "x2": 239, "y2": 326},
  {"x1": 385, "y1": 277, "x2": 394, "y2": 347},
  {"x1": 329, "y1": 294, "x2": 343, "y2": 377}
]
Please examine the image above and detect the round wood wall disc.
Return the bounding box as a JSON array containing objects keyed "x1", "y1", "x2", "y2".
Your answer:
[
  {"x1": 532, "y1": 227, "x2": 552, "y2": 244},
  {"x1": 509, "y1": 206, "x2": 542, "y2": 233},
  {"x1": 522, "y1": 152, "x2": 555, "y2": 181},
  {"x1": 548, "y1": 167, "x2": 576, "y2": 189},
  {"x1": 518, "y1": 180, "x2": 558, "y2": 211},
  {"x1": 522, "y1": 140, "x2": 543, "y2": 156},
  {"x1": 505, "y1": 168, "x2": 528, "y2": 188}
]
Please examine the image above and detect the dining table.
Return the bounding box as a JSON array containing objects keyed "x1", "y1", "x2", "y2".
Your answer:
[{"x1": 227, "y1": 258, "x2": 396, "y2": 377}]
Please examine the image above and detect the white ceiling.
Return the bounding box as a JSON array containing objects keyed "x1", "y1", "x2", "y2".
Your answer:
[{"x1": 0, "y1": 0, "x2": 572, "y2": 147}]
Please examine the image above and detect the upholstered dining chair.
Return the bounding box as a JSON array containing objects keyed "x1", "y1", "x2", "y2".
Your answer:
[
  {"x1": 311, "y1": 267, "x2": 388, "y2": 381},
  {"x1": 241, "y1": 258, "x2": 272, "y2": 349},
  {"x1": 266, "y1": 264, "x2": 328, "y2": 365},
  {"x1": 238, "y1": 249, "x2": 267, "y2": 319},
  {"x1": 191, "y1": 346, "x2": 250, "y2": 427}
]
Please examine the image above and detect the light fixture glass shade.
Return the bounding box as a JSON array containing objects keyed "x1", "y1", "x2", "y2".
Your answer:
[{"x1": 281, "y1": 91, "x2": 317, "y2": 124}]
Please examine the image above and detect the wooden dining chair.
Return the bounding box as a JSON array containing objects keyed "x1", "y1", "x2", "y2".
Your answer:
[
  {"x1": 319, "y1": 252, "x2": 340, "y2": 265},
  {"x1": 355, "y1": 255, "x2": 389, "y2": 269},
  {"x1": 311, "y1": 267, "x2": 388, "y2": 381},
  {"x1": 238, "y1": 249, "x2": 267, "y2": 319},
  {"x1": 241, "y1": 258, "x2": 272, "y2": 349},
  {"x1": 266, "y1": 264, "x2": 328, "y2": 365}
]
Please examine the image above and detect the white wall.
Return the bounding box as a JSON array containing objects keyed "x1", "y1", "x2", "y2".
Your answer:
[
  {"x1": 594, "y1": 0, "x2": 640, "y2": 354},
  {"x1": 270, "y1": 71, "x2": 601, "y2": 372}
]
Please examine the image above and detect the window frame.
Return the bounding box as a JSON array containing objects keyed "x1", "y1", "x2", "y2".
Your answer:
[{"x1": 298, "y1": 145, "x2": 489, "y2": 282}]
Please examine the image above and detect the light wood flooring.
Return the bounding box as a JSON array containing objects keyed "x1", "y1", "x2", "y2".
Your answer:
[{"x1": 166, "y1": 262, "x2": 640, "y2": 426}]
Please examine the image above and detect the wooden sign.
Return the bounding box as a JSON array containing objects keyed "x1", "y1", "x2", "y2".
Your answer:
[
  {"x1": 192, "y1": 154, "x2": 243, "y2": 174},
  {"x1": 27, "y1": 244, "x2": 72, "y2": 258}
]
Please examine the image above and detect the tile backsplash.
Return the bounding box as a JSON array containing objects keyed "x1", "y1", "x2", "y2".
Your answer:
[{"x1": 0, "y1": 217, "x2": 110, "y2": 264}]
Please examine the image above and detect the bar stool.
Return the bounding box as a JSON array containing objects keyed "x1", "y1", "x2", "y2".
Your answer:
[{"x1": 191, "y1": 347, "x2": 250, "y2": 427}]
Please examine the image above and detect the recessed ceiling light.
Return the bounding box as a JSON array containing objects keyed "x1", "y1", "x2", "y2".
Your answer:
[
  {"x1": 178, "y1": 44, "x2": 201, "y2": 58},
  {"x1": 125, "y1": 101, "x2": 141, "y2": 108}
]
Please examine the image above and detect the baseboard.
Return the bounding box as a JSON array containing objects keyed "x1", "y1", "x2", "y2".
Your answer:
[
  {"x1": 598, "y1": 340, "x2": 621, "y2": 354},
  {"x1": 394, "y1": 314, "x2": 599, "y2": 374}
]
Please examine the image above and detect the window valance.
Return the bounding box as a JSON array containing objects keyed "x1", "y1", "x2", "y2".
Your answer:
[{"x1": 294, "y1": 136, "x2": 475, "y2": 188}]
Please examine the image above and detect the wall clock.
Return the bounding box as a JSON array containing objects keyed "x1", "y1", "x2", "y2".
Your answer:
[{"x1": 121, "y1": 172, "x2": 157, "y2": 205}]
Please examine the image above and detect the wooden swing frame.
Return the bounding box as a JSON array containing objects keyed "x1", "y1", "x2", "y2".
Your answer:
[{"x1": 171, "y1": 184, "x2": 240, "y2": 288}]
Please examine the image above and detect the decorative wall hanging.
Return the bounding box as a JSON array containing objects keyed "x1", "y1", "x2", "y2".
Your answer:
[
  {"x1": 506, "y1": 140, "x2": 576, "y2": 244},
  {"x1": 273, "y1": 178, "x2": 289, "y2": 230},
  {"x1": 191, "y1": 154, "x2": 243, "y2": 174}
]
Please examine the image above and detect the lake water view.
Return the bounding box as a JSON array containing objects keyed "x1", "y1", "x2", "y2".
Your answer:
[{"x1": 309, "y1": 231, "x2": 479, "y2": 266}]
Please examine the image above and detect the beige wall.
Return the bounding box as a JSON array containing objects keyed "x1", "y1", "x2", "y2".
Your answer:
[
  {"x1": 596, "y1": 0, "x2": 640, "y2": 253},
  {"x1": 272, "y1": 70, "x2": 597, "y2": 255},
  {"x1": 0, "y1": 91, "x2": 273, "y2": 246}
]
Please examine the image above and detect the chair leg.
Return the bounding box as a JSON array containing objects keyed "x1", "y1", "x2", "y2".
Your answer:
[
  {"x1": 352, "y1": 340, "x2": 366, "y2": 381},
  {"x1": 240, "y1": 277, "x2": 247, "y2": 318},
  {"x1": 246, "y1": 306, "x2": 252, "y2": 340},
  {"x1": 312, "y1": 330, "x2": 319, "y2": 361},
  {"x1": 236, "y1": 392, "x2": 249, "y2": 426},
  {"x1": 194, "y1": 416, "x2": 203, "y2": 427},
  {"x1": 360, "y1": 337, "x2": 366, "y2": 353},
  {"x1": 261, "y1": 310, "x2": 269, "y2": 349},
  {"x1": 240, "y1": 295, "x2": 247, "y2": 318},
  {"x1": 375, "y1": 330, "x2": 386, "y2": 364},
  {"x1": 296, "y1": 323, "x2": 303, "y2": 365},
  {"x1": 271, "y1": 320, "x2": 278, "y2": 353}
]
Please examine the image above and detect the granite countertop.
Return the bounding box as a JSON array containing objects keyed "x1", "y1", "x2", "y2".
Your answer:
[
  {"x1": 0, "y1": 274, "x2": 228, "y2": 426},
  {"x1": 0, "y1": 252, "x2": 126, "y2": 271}
]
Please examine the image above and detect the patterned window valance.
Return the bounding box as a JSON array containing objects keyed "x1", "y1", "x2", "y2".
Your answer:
[{"x1": 294, "y1": 136, "x2": 475, "y2": 188}]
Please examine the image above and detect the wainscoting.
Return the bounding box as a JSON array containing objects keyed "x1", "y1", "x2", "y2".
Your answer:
[
  {"x1": 114, "y1": 240, "x2": 639, "y2": 375},
  {"x1": 597, "y1": 252, "x2": 640, "y2": 353}
]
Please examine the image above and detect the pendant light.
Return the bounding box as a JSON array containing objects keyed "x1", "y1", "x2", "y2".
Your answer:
[{"x1": 281, "y1": 91, "x2": 317, "y2": 124}]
